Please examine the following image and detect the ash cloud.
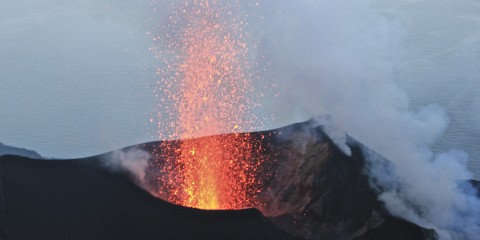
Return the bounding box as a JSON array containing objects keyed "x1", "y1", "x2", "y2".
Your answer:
[{"x1": 248, "y1": 0, "x2": 480, "y2": 239}]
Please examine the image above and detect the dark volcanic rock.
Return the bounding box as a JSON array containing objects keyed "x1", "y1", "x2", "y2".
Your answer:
[
  {"x1": 0, "y1": 155, "x2": 297, "y2": 240},
  {"x1": 0, "y1": 142, "x2": 42, "y2": 159},
  {"x1": 352, "y1": 216, "x2": 438, "y2": 240},
  {"x1": 0, "y1": 120, "x2": 436, "y2": 240},
  {"x1": 238, "y1": 122, "x2": 436, "y2": 240},
  {"x1": 258, "y1": 124, "x2": 382, "y2": 239}
]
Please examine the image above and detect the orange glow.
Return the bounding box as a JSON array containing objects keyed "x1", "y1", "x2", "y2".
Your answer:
[{"x1": 151, "y1": 0, "x2": 264, "y2": 210}]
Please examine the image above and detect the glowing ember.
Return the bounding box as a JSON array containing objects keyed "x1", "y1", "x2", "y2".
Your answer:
[{"x1": 150, "y1": 0, "x2": 264, "y2": 210}]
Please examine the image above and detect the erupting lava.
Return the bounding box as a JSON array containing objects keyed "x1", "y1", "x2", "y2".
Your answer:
[{"x1": 150, "y1": 0, "x2": 265, "y2": 210}]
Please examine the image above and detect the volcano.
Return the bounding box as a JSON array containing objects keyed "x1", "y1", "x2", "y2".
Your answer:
[{"x1": 0, "y1": 120, "x2": 444, "y2": 240}]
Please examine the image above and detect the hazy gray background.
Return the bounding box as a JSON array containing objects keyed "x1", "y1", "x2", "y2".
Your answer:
[
  {"x1": 1, "y1": 0, "x2": 479, "y2": 180},
  {"x1": 1, "y1": 0, "x2": 157, "y2": 158}
]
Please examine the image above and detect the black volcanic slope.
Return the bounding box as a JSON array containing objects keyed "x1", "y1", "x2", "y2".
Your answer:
[
  {"x1": 0, "y1": 121, "x2": 438, "y2": 240},
  {"x1": 0, "y1": 155, "x2": 298, "y2": 240}
]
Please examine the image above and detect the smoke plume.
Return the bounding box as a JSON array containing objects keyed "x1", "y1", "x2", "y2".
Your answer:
[
  {"x1": 248, "y1": 0, "x2": 480, "y2": 239},
  {"x1": 101, "y1": 148, "x2": 151, "y2": 187}
]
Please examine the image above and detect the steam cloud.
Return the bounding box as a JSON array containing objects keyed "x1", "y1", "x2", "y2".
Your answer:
[
  {"x1": 101, "y1": 148, "x2": 151, "y2": 187},
  {"x1": 249, "y1": 0, "x2": 480, "y2": 239}
]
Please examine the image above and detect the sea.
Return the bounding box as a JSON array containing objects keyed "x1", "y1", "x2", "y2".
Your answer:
[{"x1": 374, "y1": 0, "x2": 480, "y2": 179}]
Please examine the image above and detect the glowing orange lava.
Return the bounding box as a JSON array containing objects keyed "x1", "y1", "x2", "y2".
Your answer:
[{"x1": 151, "y1": 0, "x2": 264, "y2": 210}]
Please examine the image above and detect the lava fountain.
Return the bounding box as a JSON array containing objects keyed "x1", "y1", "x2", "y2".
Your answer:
[{"x1": 150, "y1": 0, "x2": 266, "y2": 210}]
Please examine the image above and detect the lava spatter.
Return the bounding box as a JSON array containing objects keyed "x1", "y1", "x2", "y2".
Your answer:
[{"x1": 150, "y1": 0, "x2": 266, "y2": 210}]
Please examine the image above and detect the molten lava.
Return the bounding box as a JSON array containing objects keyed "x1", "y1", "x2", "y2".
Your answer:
[{"x1": 151, "y1": 0, "x2": 265, "y2": 210}]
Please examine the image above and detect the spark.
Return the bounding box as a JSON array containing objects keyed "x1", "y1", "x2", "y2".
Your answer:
[{"x1": 149, "y1": 0, "x2": 266, "y2": 210}]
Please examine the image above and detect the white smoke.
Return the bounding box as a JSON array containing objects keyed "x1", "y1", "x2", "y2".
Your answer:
[
  {"x1": 308, "y1": 115, "x2": 351, "y2": 156},
  {"x1": 247, "y1": 0, "x2": 480, "y2": 239},
  {"x1": 101, "y1": 148, "x2": 151, "y2": 186}
]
